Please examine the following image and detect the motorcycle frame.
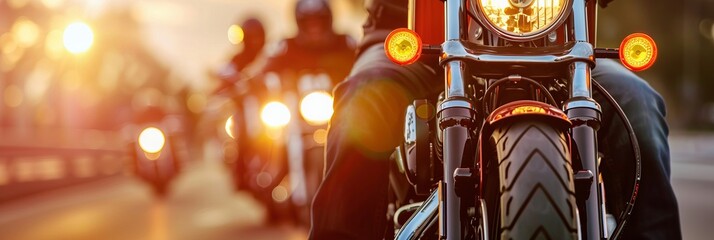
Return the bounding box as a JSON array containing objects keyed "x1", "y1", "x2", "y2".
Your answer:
[{"x1": 432, "y1": 0, "x2": 604, "y2": 239}]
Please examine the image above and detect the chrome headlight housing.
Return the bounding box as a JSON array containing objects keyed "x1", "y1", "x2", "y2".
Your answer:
[{"x1": 475, "y1": 0, "x2": 572, "y2": 41}]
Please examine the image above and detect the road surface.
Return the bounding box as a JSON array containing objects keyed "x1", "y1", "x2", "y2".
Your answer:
[
  {"x1": 0, "y1": 133, "x2": 711, "y2": 240},
  {"x1": 670, "y1": 133, "x2": 714, "y2": 240},
  {"x1": 0, "y1": 160, "x2": 306, "y2": 240}
]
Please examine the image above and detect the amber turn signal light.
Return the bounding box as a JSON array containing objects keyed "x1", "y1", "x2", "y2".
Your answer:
[
  {"x1": 384, "y1": 28, "x2": 422, "y2": 65},
  {"x1": 619, "y1": 33, "x2": 657, "y2": 72}
]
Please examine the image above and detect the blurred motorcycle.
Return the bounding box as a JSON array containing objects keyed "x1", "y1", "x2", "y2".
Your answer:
[
  {"x1": 229, "y1": 70, "x2": 334, "y2": 225},
  {"x1": 223, "y1": 0, "x2": 354, "y2": 225},
  {"x1": 272, "y1": 71, "x2": 334, "y2": 224},
  {"x1": 216, "y1": 16, "x2": 268, "y2": 193},
  {"x1": 127, "y1": 106, "x2": 183, "y2": 197}
]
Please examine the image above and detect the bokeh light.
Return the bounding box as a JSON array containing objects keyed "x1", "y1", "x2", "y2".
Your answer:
[
  {"x1": 261, "y1": 101, "x2": 291, "y2": 128},
  {"x1": 63, "y1": 22, "x2": 94, "y2": 54},
  {"x1": 138, "y1": 127, "x2": 166, "y2": 154},
  {"x1": 271, "y1": 186, "x2": 289, "y2": 202},
  {"x1": 24, "y1": 60, "x2": 53, "y2": 104},
  {"x1": 0, "y1": 33, "x2": 21, "y2": 72},
  {"x1": 227, "y1": 24, "x2": 245, "y2": 45},
  {"x1": 224, "y1": 115, "x2": 235, "y2": 139},
  {"x1": 256, "y1": 172, "x2": 272, "y2": 188},
  {"x1": 45, "y1": 29, "x2": 65, "y2": 59},
  {"x1": 11, "y1": 17, "x2": 41, "y2": 48},
  {"x1": 312, "y1": 128, "x2": 328, "y2": 144},
  {"x1": 186, "y1": 93, "x2": 207, "y2": 114}
]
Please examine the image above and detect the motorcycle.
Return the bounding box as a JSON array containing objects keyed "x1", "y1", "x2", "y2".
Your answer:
[
  {"x1": 384, "y1": 0, "x2": 656, "y2": 239},
  {"x1": 229, "y1": 70, "x2": 334, "y2": 225},
  {"x1": 127, "y1": 107, "x2": 184, "y2": 198}
]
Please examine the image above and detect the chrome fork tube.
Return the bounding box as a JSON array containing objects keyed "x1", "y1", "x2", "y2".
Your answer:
[
  {"x1": 445, "y1": 0, "x2": 463, "y2": 41},
  {"x1": 572, "y1": 0, "x2": 589, "y2": 43},
  {"x1": 444, "y1": 61, "x2": 468, "y2": 99},
  {"x1": 568, "y1": 0, "x2": 595, "y2": 102},
  {"x1": 439, "y1": 1, "x2": 473, "y2": 240},
  {"x1": 567, "y1": 0, "x2": 604, "y2": 240},
  {"x1": 444, "y1": 0, "x2": 467, "y2": 100}
]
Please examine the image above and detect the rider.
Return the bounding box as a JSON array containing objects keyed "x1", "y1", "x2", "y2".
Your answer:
[
  {"x1": 250, "y1": 0, "x2": 355, "y2": 222},
  {"x1": 260, "y1": 0, "x2": 355, "y2": 87},
  {"x1": 217, "y1": 17, "x2": 266, "y2": 93},
  {"x1": 231, "y1": 18, "x2": 266, "y2": 72},
  {"x1": 309, "y1": 0, "x2": 681, "y2": 239},
  {"x1": 217, "y1": 17, "x2": 267, "y2": 191}
]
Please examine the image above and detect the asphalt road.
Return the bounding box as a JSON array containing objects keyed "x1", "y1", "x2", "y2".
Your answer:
[
  {"x1": 0, "y1": 160, "x2": 307, "y2": 240},
  {"x1": 0, "y1": 133, "x2": 711, "y2": 240},
  {"x1": 670, "y1": 133, "x2": 714, "y2": 240}
]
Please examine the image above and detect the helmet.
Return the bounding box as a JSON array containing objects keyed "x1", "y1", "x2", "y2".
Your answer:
[
  {"x1": 295, "y1": 0, "x2": 333, "y2": 33},
  {"x1": 240, "y1": 18, "x2": 266, "y2": 50},
  {"x1": 228, "y1": 17, "x2": 266, "y2": 72},
  {"x1": 364, "y1": 0, "x2": 408, "y2": 31}
]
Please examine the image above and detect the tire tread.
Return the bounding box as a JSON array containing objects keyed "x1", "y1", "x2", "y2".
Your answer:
[{"x1": 491, "y1": 121, "x2": 577, "y2": 239}]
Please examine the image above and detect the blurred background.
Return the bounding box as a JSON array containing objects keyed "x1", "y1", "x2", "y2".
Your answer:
[{"x1": 0, "y1": 0, "x2": 711, "y2": 239}]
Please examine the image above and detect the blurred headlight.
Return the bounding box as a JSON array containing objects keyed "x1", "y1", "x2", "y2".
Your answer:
[
  {"x1": 261, "y1": 101, "x2": 291, "y2": 128},
  {"x1": 138, "y1": 127, "x2": 165, "y2": 154},
  {"x1": 225, "y1": 115, "x2": 236, "y2": 139},
  {"x1": 476, "y1": 0, "x2": 570, "y2": 41},
  {"x1": 300, "y1": 91, "x2": 334, "y2": 125}
]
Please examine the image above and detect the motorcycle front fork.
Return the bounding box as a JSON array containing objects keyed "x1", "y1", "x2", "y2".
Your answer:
[
  {"x1": 436, "y1": 0, "x2": 605, "y2": 238},
  {"x1": 437, "y1": 101, "x2": 479, "y2": 239},
  {"x1": 436, "y1": 96, "x2": 606, "y2": 240},
  {"x1": 569, "y1": 106, "x2": 605, "y2": 240}
]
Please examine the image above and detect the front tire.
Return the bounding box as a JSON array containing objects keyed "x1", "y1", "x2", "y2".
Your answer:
[{"x1": 489, "y1": 120, "x2": 577, "y2": 239}]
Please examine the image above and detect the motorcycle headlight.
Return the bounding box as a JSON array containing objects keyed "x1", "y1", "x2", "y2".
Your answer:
[
  {"x1": 225, "y1": 115, "x2": 236, "y2": 139},
  {"x1": 475, "y1": 0, "x2": 572, "y2": 41},
  {"x1": 299, "y1": 91, "x2": 334, "y2": 125},
  {"x1": 138, "y1": 127, "x2": 165, "y2": 154},
  {"x1": 261, "y1": 101, "x2": 291, "y2": 128}
]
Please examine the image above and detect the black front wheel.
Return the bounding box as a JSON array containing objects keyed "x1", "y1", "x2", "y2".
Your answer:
[{"x1": 489, "y1": 120, "x2": 578, "y2": 239}]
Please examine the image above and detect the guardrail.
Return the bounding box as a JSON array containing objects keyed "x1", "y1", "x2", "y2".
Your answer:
[{"x1": 0, "y1": 128, "x2": 129, "y2": 202}]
